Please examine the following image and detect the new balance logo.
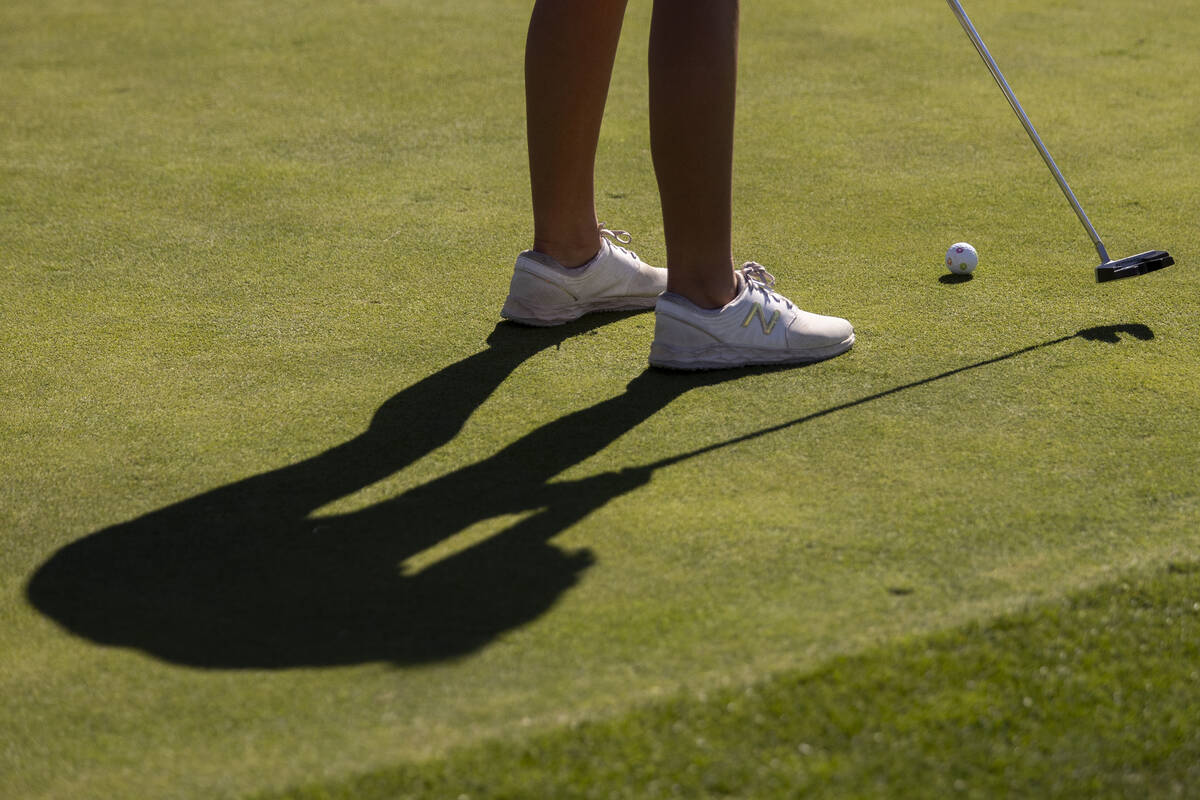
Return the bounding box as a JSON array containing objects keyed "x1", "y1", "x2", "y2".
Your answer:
[{"x1": 741, "y1": 303, "x2": 779, "y2": 335}]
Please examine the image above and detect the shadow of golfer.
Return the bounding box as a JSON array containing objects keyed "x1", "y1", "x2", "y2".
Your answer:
[
  {"x1": 25, "y1": 323, "x2": 1152, "y2": 669},
  {"x1": 25, "y1": 316, "x2": 751, "y2": 668}
]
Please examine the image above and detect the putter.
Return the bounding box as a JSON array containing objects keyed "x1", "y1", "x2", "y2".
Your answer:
[{"x1": 946, "y1": 0, "x2": 1174, "y2": 282}]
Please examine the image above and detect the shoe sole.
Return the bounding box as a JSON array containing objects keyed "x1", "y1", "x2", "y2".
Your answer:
[
  {"x1": 648, "y1": 333, "x2": 855, "y2": 370},
  {"x1": 500, "y1": 295, "x2": 659, "y2": 327}
]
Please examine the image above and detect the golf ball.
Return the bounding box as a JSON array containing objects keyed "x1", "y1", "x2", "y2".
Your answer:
[{"x1": 946, "y1": 242, "x2": 978, "y2": 275}]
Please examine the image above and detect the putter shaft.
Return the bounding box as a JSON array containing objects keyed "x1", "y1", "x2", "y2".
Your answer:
[{"x1": 946, "y1": 0, "x2": 1111, "y2": 265}]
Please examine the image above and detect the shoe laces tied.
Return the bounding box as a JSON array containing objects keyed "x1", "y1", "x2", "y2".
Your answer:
[
  {"x1": 599, "y1": 223, "x2": 639, "y2": 261},
  {"x1": 739, "y1": 262, "x2": 793, "y2": 309}
]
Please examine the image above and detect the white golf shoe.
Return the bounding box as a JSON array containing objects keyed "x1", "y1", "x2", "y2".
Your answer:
[
  {"x1": 500, "y1": 226, "x2": 667, "y2": 327},
  {"x1": 648, "y1": 263, "x2": 854, "y2": 370}
]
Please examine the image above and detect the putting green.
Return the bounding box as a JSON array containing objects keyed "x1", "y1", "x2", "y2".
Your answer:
[{"x1": 2, "y1": 0, "x2": 1197, "y2": 798}]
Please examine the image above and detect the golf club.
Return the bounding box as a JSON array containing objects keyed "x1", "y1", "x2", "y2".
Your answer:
[{"x1": 946, "y1": 0, "x2": 1174, "y2": 282}]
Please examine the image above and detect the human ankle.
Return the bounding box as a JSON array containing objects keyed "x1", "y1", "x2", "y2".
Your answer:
[
  {"x1": 533, "y1": 236, "x2": 602, "y2": 269},
  {"x1": 667, "y1": 272, "x2": 738, "y2": 309}
]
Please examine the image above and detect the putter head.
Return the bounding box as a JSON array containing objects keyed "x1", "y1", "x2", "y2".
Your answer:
[{"x1": 1095, "y1": 250, "x2": 1174, "y2": 283}]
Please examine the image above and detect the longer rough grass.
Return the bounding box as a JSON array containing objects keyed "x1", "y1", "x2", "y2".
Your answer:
[{"x1": 264, "y1": 561, "x2": 1200, "y2": 799}]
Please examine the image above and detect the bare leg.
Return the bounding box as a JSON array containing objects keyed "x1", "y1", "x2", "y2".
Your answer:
[
  {"x1": 525, "y1": 0, "x2": 629, "y2": 268},
  {"x1": 649, "y1": 0, "x2": 740, "y2": 308}
]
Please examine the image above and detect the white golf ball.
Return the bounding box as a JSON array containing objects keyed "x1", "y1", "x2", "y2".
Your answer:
[{"x1": 946, "y1": 242, "x2": 978, "y2": 275}]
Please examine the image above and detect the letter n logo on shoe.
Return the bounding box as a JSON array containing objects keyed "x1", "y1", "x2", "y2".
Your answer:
[{"x1": 742, "y1": 303, "x2": 779, "y2": 335}]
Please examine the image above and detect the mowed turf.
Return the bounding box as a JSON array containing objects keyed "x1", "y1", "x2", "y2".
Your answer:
[
  {"x1": 1, "y1": 0, "x2": 1197, "y2": 798},
  {"x1": 261, "y1": 561, "x2": 1200, "y2": 799}
]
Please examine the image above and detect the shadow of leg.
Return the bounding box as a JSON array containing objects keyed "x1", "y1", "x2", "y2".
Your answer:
[{"x1": 25, "y1": 337, "x2": 740, "y2": 668}]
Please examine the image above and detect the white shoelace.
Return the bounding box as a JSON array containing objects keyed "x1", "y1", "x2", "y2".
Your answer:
[
  {"x1": 739, "y1": 262, "x2": 793, "y2": 309},
  {"x1": 598, "y1": 223, "x2": 631, "y2": 245},
  {"x1": 599, "y1": 223, "x2": 639, "y2": 261}
]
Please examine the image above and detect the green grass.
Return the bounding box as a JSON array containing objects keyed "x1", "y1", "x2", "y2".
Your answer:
[
  {"x1": 2, "y1": 0, "x2": 1198, "y2": 798},
  {"x1": 262, "y1": 561, "x2": 1200, "y2": 799}
]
